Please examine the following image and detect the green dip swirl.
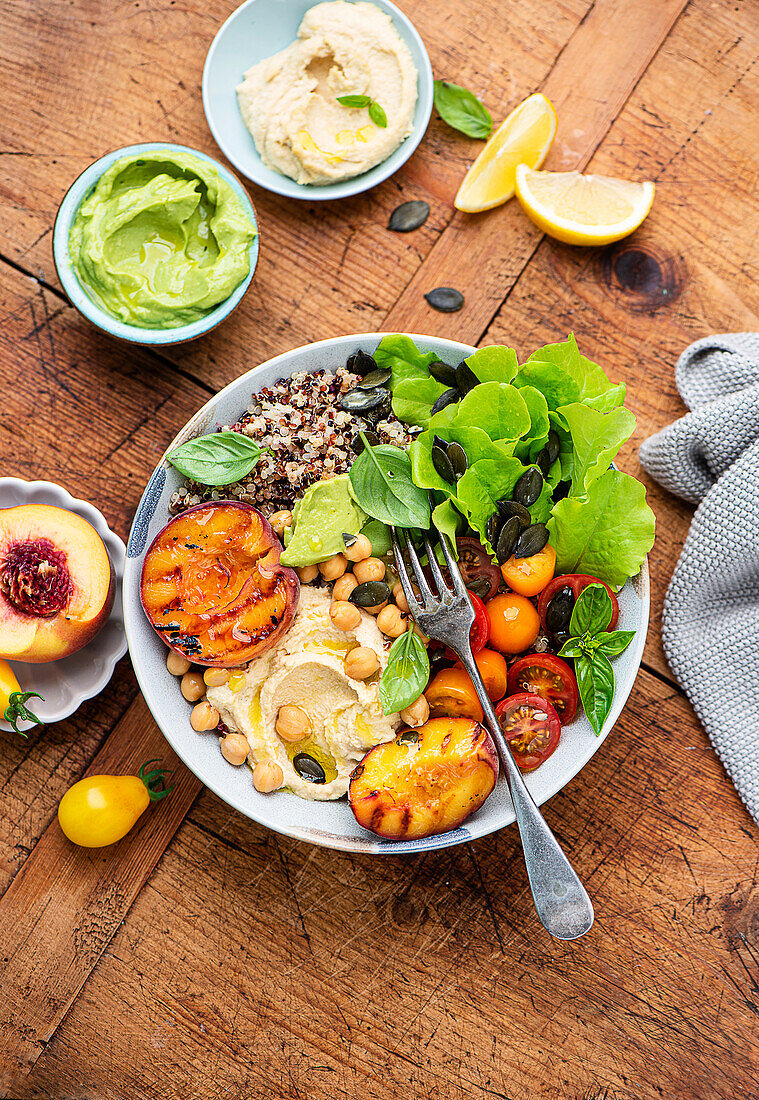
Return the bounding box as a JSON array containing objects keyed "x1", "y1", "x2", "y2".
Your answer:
[{"x1": 69, "y1": 151, "x2": 257, "y2": 329}]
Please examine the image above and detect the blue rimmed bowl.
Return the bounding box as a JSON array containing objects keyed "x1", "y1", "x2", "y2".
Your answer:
[
  {"x1": 53, "y1": 142, "x2": 260, "y2": 347},
  {"x1": 123, "y1": 333, "x2": 650, "y2": 854},
  {"x1": 202, "y1": 0, "x2": 434, "y2": 201}
]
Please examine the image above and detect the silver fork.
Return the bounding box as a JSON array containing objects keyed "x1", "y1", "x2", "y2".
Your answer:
[{"x1": 391, "y1": 525, "x2": 594, "y2": 941}]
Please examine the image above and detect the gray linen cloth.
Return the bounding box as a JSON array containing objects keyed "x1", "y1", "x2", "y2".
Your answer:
[{"x1": 640, "y1": 333, "x2": 759, "y2": 824}]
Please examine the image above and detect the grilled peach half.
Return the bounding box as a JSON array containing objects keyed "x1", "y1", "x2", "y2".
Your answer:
[
  {"x1": 349, "y1": 717, "x2": 498, "y2": 840},
  {"x1": 140, "y1": 501, "x2": 299, "y2": 667}
]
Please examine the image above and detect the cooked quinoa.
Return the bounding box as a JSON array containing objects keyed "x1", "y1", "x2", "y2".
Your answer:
[{"x1": 169, "y1": 366, "x2": 412, "y2": 516}]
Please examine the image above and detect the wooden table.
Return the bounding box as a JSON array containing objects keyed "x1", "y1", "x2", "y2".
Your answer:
[{"x1": 2, "y1": 0, "x2": 759, "y2": 1095}]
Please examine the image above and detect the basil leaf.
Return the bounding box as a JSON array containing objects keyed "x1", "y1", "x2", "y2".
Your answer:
[
  {"x1": 433, "y1": 80, "x2": 492, "y2": 139},
  {"x1": 593, "y1": 629, "x2": 636, "y2": 659},
  {"x1": 575, "y1": 652, "x2": 615, "y2": 736},
  {"x1": 557, "y1": 639, "x2": 584, "y2": 659},
  {"x1": 379, "y1": 629, "x2": 430, "y2": 716},
  {"x1": 168, "y1": 431, "x2": 261, "y2": 486},
  {"x1": 368, "y1": 100, "x2": 387, "y2": 128},
  {"x1": 349, "y1": 434, "x2": 430, "y2": 529},
  {"x1": 569, "y1": 583, "x2": 612, "y2": 636},
  {"x1": 337, "y1": 94, "x2": 372, "y2": 108}
]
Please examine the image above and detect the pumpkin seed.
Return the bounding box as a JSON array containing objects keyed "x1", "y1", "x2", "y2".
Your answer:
[
  {"x1": 431, "y1": 445, "x2": 456, "y2": 485},
  {"x1": 429, "y1": 360, "x2": 458, "y2": 387},
  {"x1": 455, "y1": 360, "x2": 479, "y2": 395},
  {"x1": 546, "y1": 429, "x2": 561, "y2": 466},
  {"x1": 293, "y1": 753, "x2": 326, "y2": 784},
  {"x1": 357, "y1": 368, "x2": 392, "y2": 389},
  {"x1": 350, "y1": 580, "x2": 391, "y2": 608},
  {"x1": 425, "y1": 287, "x2": 465, "y2": 313},
  {"x1": 397, "y1": 729, "x2": 420, "y2": 744},
  {"x1": 496, "y1": 516, "x2": 521, "y2": 563},
  {"x1": 446, "y1": 441, "x2": 468, "y2": 479},
  {"x1": 514, "y1": 523, "x2": 549, "y2": 559},
  {"x1": 536, "y1": 447, "x2": 552, "y2": 476},
  {"x1": 350, "y1": 429, "x2": 379, "y2": 454},
  {"x1": 486, "y1": 512, "x2": 502, "y2": 550},
  {"x1": 346, "y1": 350, "x2": 377, "y2": 377},
  {"x1": 340, "y1": 388, "x2": 390, "y2": 414},
  {"x1": 467, "y1": 576, "x2": 491, "y2": 600},
  {"x1": 545, "y1": 587, "x2": 574, "y2": 633},
  {"x1": 342, "y1": 532, "x2": 358, "y2": 548},
  {"x1": 512, "y1": 466, "x2": 543, "y2": 507},
  {"x1": 387, "y1": 200, "x2": 430, "y2": 232},
  {"x1": 432, "y1": 434, "x2": 449, "y2": 452},
  {"x1": 430, "y1": 387, "x2": 460, "y2": 416},
  {"x1": 553, "y1": 480, "x2": 570, "y2": 502},
  {"x1": 496, "y1": 499, "x2": 531, "y2": 528}
]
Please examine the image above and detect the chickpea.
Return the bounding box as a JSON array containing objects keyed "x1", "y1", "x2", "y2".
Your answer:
[
  {"x1": 166, "y1": 649, "x2": 190, "y2": 677},
  {"x1": 353, "y1": 557, "x2": 386, "y2": 584},
  {"x1": 220, "y1": 732, "x2": 251, "y2": 767},
  {"x1": 296, "y1": 564, "x2": 319, "y2": 583},
  {"x1": 252, "y1": 760, "x2": 284, "y2": 792},
  {"x1": 203, "y1": 667, "x2": 231, "y2": 688},
  {"x1": 180, "y1": 670, "x2": 205, "y2": 702},
  {"x1": 343, "y1": 532, "x2": 372, "y2": 563},
  {"x1": 276, "y1": 704, "x2": 311, "y2": 743},
  {"x1": 332, "y1": 572, "x2": 358, "y2": 602},
  {"x1": 400, "y1": 694, "x2": 430, "y2": 728},
  {"x1": 345, "y1": 647, "x2": 380, "y2": 680},
  {"x1": 319, "y1": 553, "x2": 348, "y2": 581},
  {"x1": 330, "y1": 599, "x2": 362, "y2": 632},
  {"x1": 392, "y1": 582, "x2": 410, "y2": 614},
  {"x1": 377, "y1": 604, "x2": 407, "y2": 638},
  {"x1": 270, "y1": 509, "x2": 293, "y2": 537},
  {"x1": 190, "y1": 701, "x2": 220, "y2": 732}
]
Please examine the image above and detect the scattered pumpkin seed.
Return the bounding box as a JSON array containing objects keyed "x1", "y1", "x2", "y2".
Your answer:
[
  {"x1": 387, "y1": 200, "x2": 431, "y2": 232},
  {"x1": 350, "y1": 580, "x2": 391, "y2": 607},
  {"x1": 357, "y1": 368, "x2": 392, "y2": 389},
  {"x1": 346, "y1": 350, "x2": 377, "y2": 377},
  {"x1": 340, "y1": 388, "x2": 390, "y2": 414},
  {"x1": 512, "y1": 466, "x2": 543, "y2": 507},
  {"x1": 496, "y1": 500, "x2": 531, "y2": 528},
  {"x1": 496, "y1": 516, "x2": 521, "y2": 564},
  {"x1": 446, "y1": 441, "x2": 468, "y2": 479},
  {"x1": 429, "y1": 360, "x2": 458, "y2": 387},
  {"x1": 455, "y1": 360, "x2": 478, "y2": 395},
  {"x1": 430, "y1": 387, "x2": 460, "y2": 416},
  {"x1": 431, "y1": 445, "x2": 456, "y2": 485},
  {"x1": 514, "y1": 523, "x2": 549, "y2": 559},
  {"x1": 425, "y1": 287, "x2": 465, "y2": 312},
  {"x1": 293, "y1": 753, "x2": 326, "y2": 784},
  {"x1": 351, "y1": 429, "x2": 379, "y2": 454}
]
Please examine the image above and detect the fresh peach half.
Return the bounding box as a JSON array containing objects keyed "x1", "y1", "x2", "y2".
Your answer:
[
  {"x1": 140, "y1": 501, "x2": 300, "y2": 667},
  {"x1": 0, "y1": 504, "x2": 114, "y2": 663},
  {"x1": 349, "y1": 717, "x2": 499, "y2": 841}
]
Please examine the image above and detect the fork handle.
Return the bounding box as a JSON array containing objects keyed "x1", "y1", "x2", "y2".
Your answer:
[{"x1": 456, "y1": 648, "x2": 594, "y2": 941}]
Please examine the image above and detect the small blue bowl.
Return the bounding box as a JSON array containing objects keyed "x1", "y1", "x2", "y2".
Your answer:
[
  {"x1": 202, "y1": 0, "x2": 434, "y2": 201},
  {"x1": 53, "y1": 142, "x2": 260, "y2": 347}
]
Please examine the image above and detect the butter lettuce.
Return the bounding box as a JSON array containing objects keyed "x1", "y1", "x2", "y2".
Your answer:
[
  {"x1": 451, "y1": 382, "x2": 531, "y2": 441},
  {"x1": 463, "y1": 344, "x2": 518, "y2": 384},
  {"x1": 375, "y1": 333, "x2": 438, "y2": 389},
  {"x1": 455, "y1": 456, "x2": 525, "y2": 552},
  {"x1": 392, "y1": 374, "x2": 447, "y2": 427},
  {"x1": 558, "y1": 403, "x2": 636, "y2": 496}
]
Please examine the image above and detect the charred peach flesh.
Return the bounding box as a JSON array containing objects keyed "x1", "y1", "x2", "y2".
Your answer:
[
  {"x1": 0, "y1": 504, "x2": 114, "y2": 663},
  {"x1": 349, "y1": 716, "x2": 498, "y2": 840},
  {"x1": 140, "y1": 501, "x2": 299, "y2": 667}
]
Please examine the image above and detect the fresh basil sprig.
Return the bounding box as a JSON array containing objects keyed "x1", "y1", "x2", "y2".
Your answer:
[
  {"x1": 168, "y1": 431, "x2": 262, "y2": 486},
  {"x1": 349, "y1": 432, "x2": 430, "y2": 530},
  {"x1": 336, "y1": 95, "x2": 388, "y2": 128},
  {"x1": 379, "y1": 628, "x2": 430, "y2": 715},
  {"x1": 558, "y1": 584, "x2": 636, "y2": 735},
  {"x1": 433, "y1": 80, "x2": 492, "y2": 139}
]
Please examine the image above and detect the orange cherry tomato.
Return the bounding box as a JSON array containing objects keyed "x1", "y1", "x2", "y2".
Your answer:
[
  {"x1": 455, "y1": 648, "x2": 509, "y2": 702},
  {"x1": 485, "y1": 593, "x2": 540, "y2": 655},
  {"x1": 500, "y1": 544, "x2": 556, "y2": 597},
  {"x1": 425, "y1": 668, "x2": 484, "y2": 723}
]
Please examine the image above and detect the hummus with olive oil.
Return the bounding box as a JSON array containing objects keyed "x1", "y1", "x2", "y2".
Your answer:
[
  {"x1": 207, "y1": 586, "x2": 400, "y2": 800},
  {"x1": 236, "y1": 1, "x2": 418, "y2": 185}
]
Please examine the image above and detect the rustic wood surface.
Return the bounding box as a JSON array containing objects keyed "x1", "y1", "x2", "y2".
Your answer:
[{"x1": 1, "y1": 0, "x2": 759, "y2": 1096}]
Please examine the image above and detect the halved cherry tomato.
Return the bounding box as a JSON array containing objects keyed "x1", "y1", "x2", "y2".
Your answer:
[
  {"x1": 425, "y1": 668, "x2": 484, "y2": 722},
  {"x1": 538, "y1": 574, "x2": 620, "y2": 636},
  {"x1": 444, "y1": 590, "x2": 489, "y2": 659},
  {"x1": 500, "y1": 544, "x2": 556, "y2": 598},
  {"x1": 507, "y1": 654, "x2": 578, "y2": 722},
  {"x1": 495, "y1": 693, "x2": 561, "y2": 772},
  {"x1": 456, "y1": 538, "x2": 501, "y2": 602},
  {"x1": 485, "y1": 593, "x2": 540, "y2": 655},
  {"x1": 455, "y1": 648, "x2": 509, "y2": 701}
]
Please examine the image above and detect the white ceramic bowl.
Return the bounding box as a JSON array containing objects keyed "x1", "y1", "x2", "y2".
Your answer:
[
  {"x1": 124, "y1": 334, "x2": 649, "y2": 853},
  {"x1": 0, "y1": 479, "x2": 127, "y2": 734},
  {"x1": 53, "y1": 143, "x2": 260, "y2": 347},
  {"x1": 202, "y1": 0, "x2": 434, "y2": 200}
]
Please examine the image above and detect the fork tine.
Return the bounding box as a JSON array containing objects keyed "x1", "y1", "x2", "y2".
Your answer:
[
  {"x1": 437, "y1": 532, "x2": 469, "y2": 600},
  {"x1": 423, "y1": 535, "x2": 452, "y2": 598},
  {"x1": 403, "y1": 532, "x2": 436, "y2": 604},
  {"x1": 390, "y1": 528, "x2": 424, "y2": 616}
]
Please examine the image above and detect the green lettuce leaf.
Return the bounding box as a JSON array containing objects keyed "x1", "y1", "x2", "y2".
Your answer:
[
  {"x1": 391, "y1": 374, "x2": 448, "y2": 427},
  {"x1": 463, "y1": 345, "x2": 519, "y2": 384},
  {"x1": 409, "y1": 426, "x2": 514, "y2": 496},
  {"x1": 455, "y1": 456, "x2": 525, "y2": 552},
  {"x1": 547, "y1": 468, "x2": 656, "y2": 586},
  {"x1": 374, "y1": 334, "x2": 437, "y2": 390},
  {"x1": 451, "y1": 382, "x2": 531, "y2": 441},
  {"x1": 514, "y1": 360, "x2": 580, "y2": 410},
  {"x1": 559, "y1": 403, "x2": 636, "y2": 497},
  {"x1": 513, "y1": 384, "x2": 550, "y2": 463},
  {"x1": 431, "y1": 498, "x2": 465, "y2": 549}
]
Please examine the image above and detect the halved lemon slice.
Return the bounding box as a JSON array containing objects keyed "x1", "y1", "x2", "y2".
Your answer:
[
  {"x1": 454, "y1": 93, "x2": 557, "y2": 213},
  {"x1": 514, "y1": 165, "x2": 655, "y2": 245}
]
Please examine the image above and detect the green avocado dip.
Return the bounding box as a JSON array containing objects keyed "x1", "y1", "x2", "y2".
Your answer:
[
  {"x1": 281, "y1": 475, "x2": 367, "y2": 567},
  {"x1": 68, "y1": 151, "x2": 257, "y2": 329}
]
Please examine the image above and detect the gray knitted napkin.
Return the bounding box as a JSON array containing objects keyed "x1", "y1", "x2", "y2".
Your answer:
[{"x1": 640, "y1": 333, "x2": 759, "y2": 824}]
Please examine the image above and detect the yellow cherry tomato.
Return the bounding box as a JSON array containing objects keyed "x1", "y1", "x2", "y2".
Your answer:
[
  {"x1": 58, "y1": 759, "x2": 173, "y2": 847},
  {"x1": 425, "y1": 668, "x2": 485, "y2": 723},
  {"x1": 0, "y1": 658, "x2": 43, "y2": 735},
  {"x1": 485, "y1": 593, "x2": 541, "y2": 655},
  {"x1": 500, "y1": 544, "x2": 556, "y2": 597}
]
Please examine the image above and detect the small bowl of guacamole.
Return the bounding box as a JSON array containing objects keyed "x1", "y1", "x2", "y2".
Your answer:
[{"x1": 54, "y1": 143, "x2": 259, "y2": 345}]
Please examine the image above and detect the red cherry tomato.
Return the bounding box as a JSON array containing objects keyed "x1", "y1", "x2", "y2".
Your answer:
[
  {"x1": 538, "y1": 574, "x2": 620, "y2": 635},
  {"x1": 495, "y1": 693, "x2": 562, "y2": 772},
  {"x1": 507, "y1": 654, "x2": 579, "y2": 722},
  {"x1": 456, "y1": 538, "x2": 501, "y2": 602},
  {"x1": 444, "y1": 590, "x2": 489, "y2": 659}
]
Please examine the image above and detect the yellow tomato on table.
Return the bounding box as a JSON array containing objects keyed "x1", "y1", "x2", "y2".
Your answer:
[{"x1": 58, "y1": 760, "x2": 173, "y2": 847}]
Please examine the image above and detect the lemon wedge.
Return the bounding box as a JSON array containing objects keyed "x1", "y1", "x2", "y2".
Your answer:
[
  {"x1": 514, "y1": 165, "x2": 655, "y2": 245},
  {"x1": 454, "y1": 93, "x2": 557, "y2": 213}
]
